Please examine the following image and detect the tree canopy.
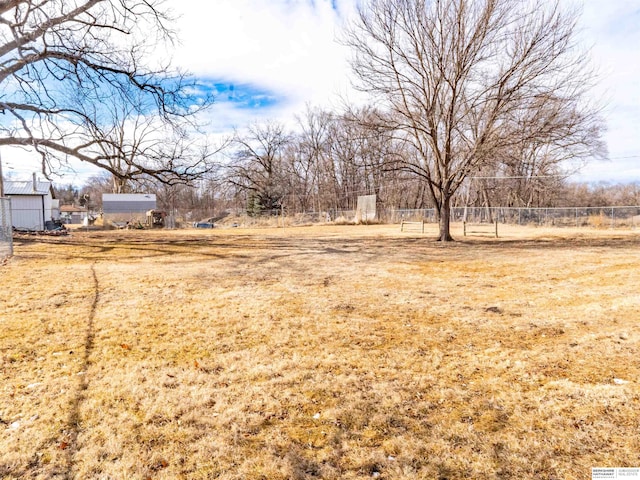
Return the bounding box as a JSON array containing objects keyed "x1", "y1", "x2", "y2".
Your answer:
[
  {"x1": 0, "y1": 0, "x2": 215, "y2": 184},
  {"x1": 344, "y1": 0, "x2": 605, "y2": 240}
]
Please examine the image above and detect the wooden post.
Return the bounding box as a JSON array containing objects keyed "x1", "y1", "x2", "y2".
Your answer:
[
  {"x1": 495, "y1": 220, "x2": 498, "y2": 238},
  {"x1": 463, "y1": 221, "x2": 467, "y2": 236},
  {"x1": 611, "y1": 207, "x2": 615, "y2": 229}
]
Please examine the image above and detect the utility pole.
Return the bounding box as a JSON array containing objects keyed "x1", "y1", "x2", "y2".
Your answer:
[{"x1": 0, "y1": 151, "x2": 4, "y2": 197}]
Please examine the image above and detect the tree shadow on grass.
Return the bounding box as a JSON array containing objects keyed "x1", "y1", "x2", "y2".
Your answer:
[
  {"x1": 0, "y1": 263, "x2": 102, "y2": 479},
  {"x1": 454, "y1": 234, "x2": 640, "y2": 250},
  {"x1": 63, "y1": 263, "x2": 100, "y2": 478},
  {"x1": 11, "y1": 229, "x2": 640, "y2": 268}
]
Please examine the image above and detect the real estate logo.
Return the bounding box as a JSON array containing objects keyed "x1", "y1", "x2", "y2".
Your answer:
[{"x1": 593, "y1": 468, "x2": 640, "y2": 479}]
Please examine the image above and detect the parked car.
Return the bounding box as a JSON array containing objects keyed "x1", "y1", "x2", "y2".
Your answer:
[{"x1": 193, "y1": 221, "x2": 214, "y2": 228}]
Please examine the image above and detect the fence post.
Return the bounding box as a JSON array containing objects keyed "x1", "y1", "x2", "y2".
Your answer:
[
  {"x1": 611, "y1": 207, "x2": 615, "y2": 229},
  {"x1": 0, "y1": 198, "x2": 13, "y2": 258}
]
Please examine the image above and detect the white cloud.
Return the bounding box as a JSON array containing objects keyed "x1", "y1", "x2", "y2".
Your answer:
[
  {"x1": 577, "y1": 0, "x2": 640, "y2": 180},
  {"x1": 171, "y1": 0, "x2": 355, "y2": 109}
]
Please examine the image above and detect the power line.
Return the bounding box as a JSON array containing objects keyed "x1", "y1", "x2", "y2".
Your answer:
[{"x1": 470, "y1": 174, "x2": 566, "y2": 179}]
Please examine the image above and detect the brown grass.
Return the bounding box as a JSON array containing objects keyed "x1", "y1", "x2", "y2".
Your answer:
[{"x1": 1, "y1": 223, "x2": 639, "y2": 479}]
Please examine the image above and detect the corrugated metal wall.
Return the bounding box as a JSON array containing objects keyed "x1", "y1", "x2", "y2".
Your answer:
[
  {"x1": 9, "y1": 196, "x2": 44, "y2": 230},
  {"x1": 102, "y1": 200, "x2": 156, "y2": 214}
]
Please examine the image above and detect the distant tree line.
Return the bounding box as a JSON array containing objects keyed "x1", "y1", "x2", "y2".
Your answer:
[{"x1": 55, "y1": 106, "x2": 635, "y2": 224}]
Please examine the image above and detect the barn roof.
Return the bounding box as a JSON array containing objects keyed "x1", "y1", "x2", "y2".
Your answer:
[{"x1": 3, "y1": 180, "x2": 51, "y2": 196}]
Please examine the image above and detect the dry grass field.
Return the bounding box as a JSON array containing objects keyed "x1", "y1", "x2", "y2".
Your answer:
[{"x1": 1, "y1": 223, "x2": 639, "y2": 479}]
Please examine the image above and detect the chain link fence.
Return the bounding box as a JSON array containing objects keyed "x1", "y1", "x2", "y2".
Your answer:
[
  {"x1": 386, "y1": 206, "x2": 640, "y2": 228},
  {"x1": 235, "y1": 206, "x2": 640, "y2": 228},
  {"x1": 300, "y1": 206, "x2": 640, "y2": 228},
  {"x1": 0, "y1": 197, "x2": 13, "y2": 259}
]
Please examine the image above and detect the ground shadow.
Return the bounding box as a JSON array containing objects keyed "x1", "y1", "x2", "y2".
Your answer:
[
  {"x1": 11, "y1": 228, "x2": 640, "y2": 268},
  {"x1": 64, "y1": 263, "x2": 100, "y2": 478}
]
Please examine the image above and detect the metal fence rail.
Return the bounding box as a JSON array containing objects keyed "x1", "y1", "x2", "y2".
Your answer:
[
  {"x1": 0, "y1": 198, "x2": 13, "y2": 259},
  {"x1": 450, "y1": 206, "x2": 640, "y2": 228},
  {"x1": 325, "y1": 206, "x2": 640, "y2": 228},
  {"x1": 454, "y1": 206, "x2": 640, "y2": 228}
]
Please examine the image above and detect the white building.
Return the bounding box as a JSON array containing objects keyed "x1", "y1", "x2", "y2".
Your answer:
[
  {"x1": 4, "y1": 177, "x2": 54, "y2": 230},
  {"x1": 60, "y1": 204, "x2": 88, "y2": 224}
]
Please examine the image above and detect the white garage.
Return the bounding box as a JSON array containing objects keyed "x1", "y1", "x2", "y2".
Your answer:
[{"x1": 4, "y1": 177, "x2": 54, "y2": 230}]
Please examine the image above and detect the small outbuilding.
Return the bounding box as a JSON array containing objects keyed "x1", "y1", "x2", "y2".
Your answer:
[
  {"x1": 102, "y1": 193, "x2": 157, "y2": 225},
  {"x1": 4, "y1": 176, "x2": 54, "y2": 230},
  {"x1": 60, "y1": 204, "x2": 88, "y2": 224}
]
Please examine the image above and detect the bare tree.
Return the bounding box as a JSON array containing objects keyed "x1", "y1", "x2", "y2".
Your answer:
[
  {"x1": 344, "y1": 0, "x2": 604, "y2": 240},
  {"x1": 78, "y1": 172, "x2": 112, "y2": 211},
  {"x1": 77, "y1": 86, "x2": 225, "y2": 192},
  {"x1": 227, "y1": 122, "x2": 291, "y2": 214},
  {"x1": 290, "y1": 106, "x2": 335, "y2": 213},
  {"x1": 0, "y1": 0, "x2": 214, "y2": 183}
]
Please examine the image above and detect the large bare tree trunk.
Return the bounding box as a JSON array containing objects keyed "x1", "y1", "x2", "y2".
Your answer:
[{"x1": 437, "y1": 194, "x2": 453, "y2": 242}]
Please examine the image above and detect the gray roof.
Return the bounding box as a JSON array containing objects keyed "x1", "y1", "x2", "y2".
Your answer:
[
  {"x1": 102, "y1": 194, "x2": 157, "y2": 214},
  {"x1": 3, "y1": 180, "x2": 51, "y2": 196},
  {"x1": 102, "y1": 193, "x2": 156, "y2": 202}
]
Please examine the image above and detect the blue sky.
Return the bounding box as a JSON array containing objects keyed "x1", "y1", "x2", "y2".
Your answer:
[{"x1": 3, "y1": 0, "x2": 639, "y2": 185}]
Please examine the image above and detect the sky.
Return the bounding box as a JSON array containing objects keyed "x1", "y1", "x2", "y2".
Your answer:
[{"x1": 2, "y1": 0, "x2": 639, "y2": 185}]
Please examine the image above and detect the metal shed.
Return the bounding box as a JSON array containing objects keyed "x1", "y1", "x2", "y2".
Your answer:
[
  {"x1": 4, "y1": 177, "x2": 53, "y2": 230},
  {"x1": 102, "y1": 193, "x2": 156, "y2": 222}
]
